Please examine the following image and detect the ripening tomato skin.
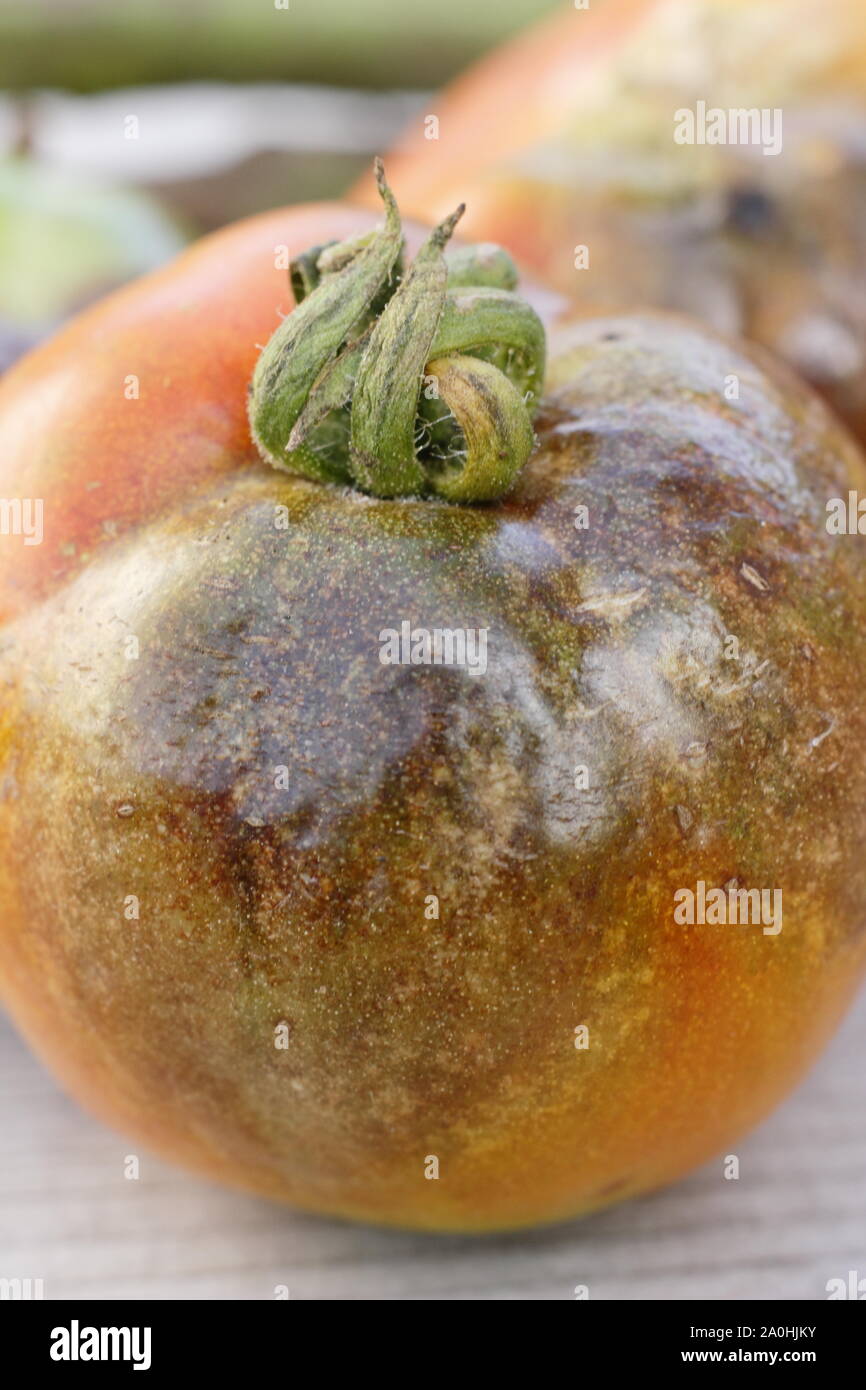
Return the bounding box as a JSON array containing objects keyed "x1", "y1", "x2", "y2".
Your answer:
[
  {"x1": 366, "y1": 0, "x2": 866, "y2": 447},
  {"x1": 0, "y1": 205, "x2": 385, "y2": 624},
  {"x1": 1, "y1": 200, "x2": 866, "y2": 1230}
]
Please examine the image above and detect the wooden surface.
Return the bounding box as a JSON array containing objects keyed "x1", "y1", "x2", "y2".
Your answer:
[{"x1": 1, "y1": 989, "x2": 864, "y2": 1301}]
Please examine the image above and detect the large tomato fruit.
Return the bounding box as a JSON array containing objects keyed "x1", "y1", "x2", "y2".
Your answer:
[
  {"x1": 368, "y1": 0, "x2": 866, "y2": 445},
  {"x1": 1, "y1": 175, "x2": 866, "y2": 1231}
]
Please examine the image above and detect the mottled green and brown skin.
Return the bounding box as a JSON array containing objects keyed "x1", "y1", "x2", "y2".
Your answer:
[{"x1": 1, "y1": 202, "x2": 866, "y2": 1231}]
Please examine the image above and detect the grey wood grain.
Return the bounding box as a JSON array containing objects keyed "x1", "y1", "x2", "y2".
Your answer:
[{"x1": 1, "y1": 989, "x2": 864, "y2": 1301}]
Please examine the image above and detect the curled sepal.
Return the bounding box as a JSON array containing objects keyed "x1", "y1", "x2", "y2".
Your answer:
[
  {"x1": 289, "y1": 241, "x2": 336, "y2": 304},
  {"x1": 432, "y1": 287, "x2": 546, "y2": 411},
  {"x1": 422, "y1": 355, "x2": 535, "y2": 502},
  {"x1": 248, "y1": 159, "x2": 402, "y2": 483},
  {"x1": 445, "y1": 243, "x2": 518, "y2": 291},
  {"x1": 288, "y1": 331, "x2": 370, "y2": 451},
  {"x1": 349, "y1": 205, "x2": 464, "y2": 497},
  {"x1": 248, "y1": 161, "x2": 548, "y2": 502}
]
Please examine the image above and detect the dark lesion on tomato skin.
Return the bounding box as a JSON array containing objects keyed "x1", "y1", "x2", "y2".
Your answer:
[{"x1": 9, "y1": 317, "x2": 866, "y2": 893}]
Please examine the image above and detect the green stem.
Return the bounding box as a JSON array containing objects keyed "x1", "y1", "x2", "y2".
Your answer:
[{"x1": 248, "y1": 161, "x2": 546, "y2": 502}]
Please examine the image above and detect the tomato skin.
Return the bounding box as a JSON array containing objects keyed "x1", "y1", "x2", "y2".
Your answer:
[
  {"x1": 0, "y1": 204, "x2": 393, "y2": 623},
  {"x1": 367, "y1": 0, "x2": 866, "y2": 446},
  {"x1": 2, "y1": 196, "x2": 866, "y2": 1231}
]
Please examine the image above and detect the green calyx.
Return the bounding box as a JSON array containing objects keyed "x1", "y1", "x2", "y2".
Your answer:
[{"x1": 248, "y1": 159, "x2": 546, "y2": 502}]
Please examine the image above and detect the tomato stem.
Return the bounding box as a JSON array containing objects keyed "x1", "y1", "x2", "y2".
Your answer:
[{"x1": 248, "y1": 160, "x2": 546, "y2": 502}]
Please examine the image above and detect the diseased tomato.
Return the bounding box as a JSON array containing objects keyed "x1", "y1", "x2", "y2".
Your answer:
[{"x1": 1, "y1": 171, "x2": 865, "y2": 1230}]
